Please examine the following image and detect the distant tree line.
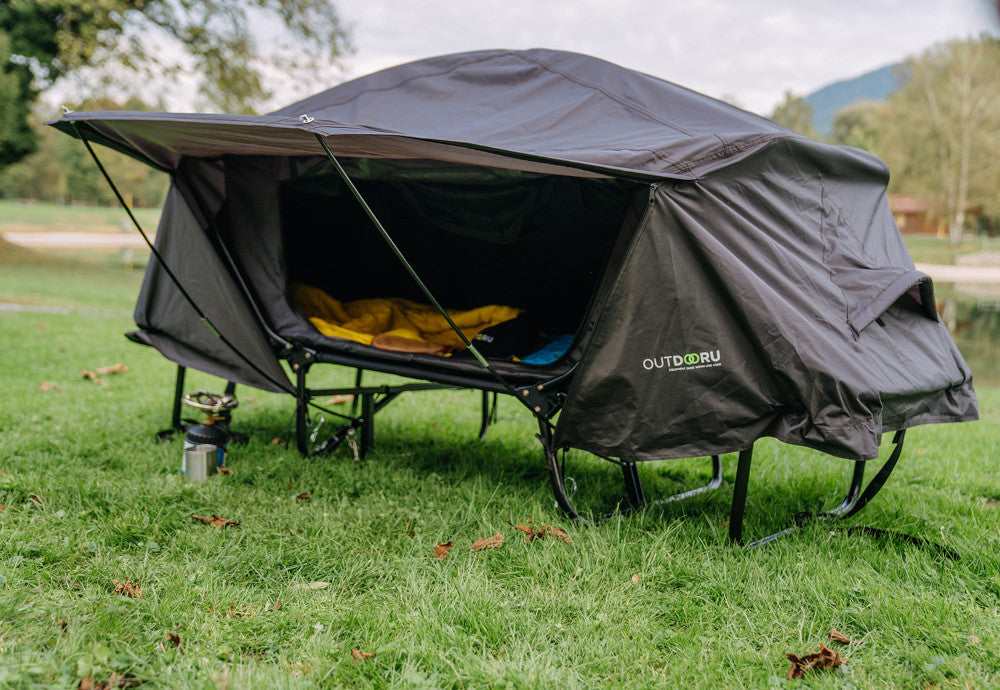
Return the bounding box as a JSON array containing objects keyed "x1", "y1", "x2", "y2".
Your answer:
[{"x1": 770, "y1": 35, "x2": 1000, "y2": 244}]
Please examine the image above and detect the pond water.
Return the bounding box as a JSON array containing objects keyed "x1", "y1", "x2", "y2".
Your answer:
[{"x1": 937, "y1": 283, "x2": 1000, "y2": 387}]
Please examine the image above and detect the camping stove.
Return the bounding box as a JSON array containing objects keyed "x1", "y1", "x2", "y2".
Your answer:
[{"x1": 181, "y1": 389, "x2": 238, "y2": 479}]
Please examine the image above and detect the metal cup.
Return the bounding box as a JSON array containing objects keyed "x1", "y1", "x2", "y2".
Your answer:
[{"x1": 183, "y1": 444, "x2": 219, "y2": 481}]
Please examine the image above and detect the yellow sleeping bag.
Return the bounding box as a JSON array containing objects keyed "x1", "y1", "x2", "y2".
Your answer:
[{"x1": 292, "y1": 282, "x2": 521, "y2": 353}]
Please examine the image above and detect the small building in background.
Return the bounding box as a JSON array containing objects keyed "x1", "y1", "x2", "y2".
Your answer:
[{"x1": 889, "y1": 194, "x2": 945, "y2": 235}]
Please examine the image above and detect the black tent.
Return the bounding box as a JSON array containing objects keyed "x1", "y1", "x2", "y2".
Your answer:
[{"x1": 52, "y1": 48, "x2": 978, "y2": 543}]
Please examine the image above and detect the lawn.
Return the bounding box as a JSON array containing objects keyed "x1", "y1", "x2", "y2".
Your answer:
[
  {"x1": 0, "y1": 199, "x2": 160, "y2": 233},
  {"x1": 1, "y1": 248, "x2": 999, "y2": 688}
]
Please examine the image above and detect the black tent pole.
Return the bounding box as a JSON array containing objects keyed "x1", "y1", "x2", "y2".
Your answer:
[{"x1": 313, "y1": 133, "x2": 532, "y2": 408}]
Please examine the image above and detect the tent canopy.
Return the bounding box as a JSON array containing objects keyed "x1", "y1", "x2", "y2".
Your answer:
[{"x1": 53, "y1": 48, "x2": 829, "y2": 179}]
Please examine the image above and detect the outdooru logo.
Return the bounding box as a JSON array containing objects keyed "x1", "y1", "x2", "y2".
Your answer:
[{"x1": 642, "y1": 350, "x2": 722, "y2": 372}]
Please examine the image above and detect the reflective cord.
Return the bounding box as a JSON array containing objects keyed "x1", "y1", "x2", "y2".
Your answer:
[{"x1": 70, "y1": 120, "x2": 296, "y2": 395}]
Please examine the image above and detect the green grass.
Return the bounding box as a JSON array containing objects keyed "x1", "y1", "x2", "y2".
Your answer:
[
  {"x1": 902, "y1": 235, "x2": 1000, "y2": 265},
  {"x1": 2, "y1": 254, "x2": 1000, "y2": 688},
  {"x1": 0, "y1": 199, "x2": 160, "y2": 231}
]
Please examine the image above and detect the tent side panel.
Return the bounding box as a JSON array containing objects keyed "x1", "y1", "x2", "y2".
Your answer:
[
  {"x1": 133, "y1": 180, "x2": 292, "y2": 394},
  {"x1": 554, "y1": 191, "x2": 782, "y2": 460}
]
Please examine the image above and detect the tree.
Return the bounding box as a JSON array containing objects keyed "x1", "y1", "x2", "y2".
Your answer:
[
  {"x1": 876, "y1": 36, "x2": 1000, "y2": 245},
  {"x1": 0, "y1": 0, "x2": 351, "y2": 165},
  {"x1": 829, "y1": 100, "x2": 885, "y2": 152},
  {"x1": 769, "y1": 90, "x2": 819, "y2": 139}
]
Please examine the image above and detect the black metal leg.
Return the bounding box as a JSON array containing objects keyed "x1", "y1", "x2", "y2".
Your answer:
[
  {"x1": 352, "y1": 368, "x2": 363, "y2": 416},
  {"x1": 739, "y1": 431, "x2": 907, "y2": 547},
  {"x1": 478, "y1": 391, "x2": 497, "y2": 441},
  {"x1": 622, "y1": 462, "x2": 645, "y2": 508},
  {"x1": 294, "y1": 361, "x2": 313, "y2": 456},
  {"x1": 360, "y1": 393, "x2": 375, "y2": 458},
  {"x1": 729, "y1": 447, "x2": 754, "y2": 544},
  {"x1": 156, "y1": 365, "x2": 187, "y2": 441}
]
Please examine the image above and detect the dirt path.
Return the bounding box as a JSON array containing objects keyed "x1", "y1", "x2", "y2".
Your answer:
[{"x1": 2, "y1": 231, "x2": 150, "y2": 249}]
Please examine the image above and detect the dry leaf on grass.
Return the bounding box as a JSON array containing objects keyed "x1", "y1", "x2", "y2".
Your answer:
[
  {"x1": 80, "y1": 369, "x2": 108, "y2": 385},
  {"x1": 470, "y1": 532, "x2": 504, "y2": 551},
  {"x1": 322, "y1": 394, "x2": 355, "y2": 405},
  {"x1": 351, "y1": 649, "x2": 376, "y2": 662},
  {"x1": 167, "y1": 632, "x2": 181, "y2": 647},
  {"x1": 29, "y1": 494, "x2": 42, "y2": 504},
  {"x1": 631, "y1": 574, "x2": 641, "y2": 584},
  {"x1": 828, "y1": 629, "x2": 860, "y2": 644},
  {"x1": 112, "y1": 578, "x2": 142, "y2": 599},
  {"x1": 506, "y1": 520, "x2": 572, "y2": 544},
  {"x1": 217, "y1": 466, "x2": 233, "y2": 475},
  {"x1": 297, "y1": 581, "x2": 329, "y2": 590},
  {"x1": 95, "y1": 363, "x2": 129, "y2": 375},
  {"x1": 0, "y1": 505, "x2": 5, "y2": 512},
  {"x1": 273, "y1": 600, "x2": 282, "y2": 611},
  {"x1": 433, "y1": 542, "x2": 453, "y2": 559},
  {"x1": 190, "y1": 514, "x2": 239, "y2": 529},
  {"x1": 37, "y1": 381, "x2": 59, "y2": 391},
  {"x1": 77, "y1": 672, "x2": 140, "y2": 689},
  {"x1": 295, "y1": 492, "x2": 310, "y2": 500},
  {"x1": 271, "y1": 437, "x2": 283, "y2": 445},
  {"x1": 786, "y1": 643, "x2": 844, "y2": 679},
  {"x1": 58, "y1": 617, "x2": 68, "y2": 634},
  {"x1": 970, "y1": 635, "x2": 981, "y2": 645}
]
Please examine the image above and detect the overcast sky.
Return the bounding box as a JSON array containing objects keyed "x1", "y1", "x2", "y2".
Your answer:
[
  {"x1": 45, "y1": 0, "x2": 999, "y2": 116},
  {"x1": 322, "y1": 0, "x2": 998, "y2": 114}
]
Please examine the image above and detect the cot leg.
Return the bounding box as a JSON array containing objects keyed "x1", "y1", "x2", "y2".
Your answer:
[
  {"x1": 360, "y1": 392, "x2": 375, "y2": 458},
  {"x1": 294, "y1": 360, "x2": 313, "y2": 456},
  {"x1": 622, "y1": 462, "x2": 645, "y2": 508},
  {"x1": 156, "y1": 365, "x2": 187, "y2": 441},
  {"x1": 352, "y1": 368, "x2": 363, "y2": 416},
  {"x1": 728, "y1": 447, "x2": 755, "y2": 545},
  {"x1": 478, "y1": 391, "x2": 497, "y2": 441},
  {"x1": 734, "y1": 431, "x2": 906, "y2": 547}
]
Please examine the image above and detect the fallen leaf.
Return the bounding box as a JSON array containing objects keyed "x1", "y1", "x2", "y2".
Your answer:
[
  {"x1": 0, "y1": 505, "x2": 5, "y2": 512},
  {"x1": 190, "y1": 514, "x2": 239, "y2": 528},
  {"x1": 297, "y1": 581, "x2": 329, "y2": 590},
  {"x1": 970, "y1": 635, "x2": 981, "y2": 645},
  {"x1": 57, "y1": 617, "x2": 67, "y2": 634},
  {"x1": 540, "y1": 524, "x2": 573, "y2": 544},
  {"x1": 29, "y1": 494, "x2": 42, "y2": 504},
  {"x1": 271, "y1": 438, "x2": 283, "y2": 446},
  {"x1": 36, "y1": 381, "x2": 58, "y2": 391},
  {"x1": 351, "y1": 649, "x2": 376, "y2": 662},
  {"x1": 506, "y1": 520, "x2": 572, "y2": 544},
  {"x1": 112, "y1": 578, "x2": 142, "y2": 599},
  {"x1": 433, "y1": 542, "x2": 453, "y2": 559},
  {"x1": 217, "y1": 466, "x2": 233, "y2": 475},
  {"x1": 80, "y1": 672, "x2": 140, "y2": 689},
  {"x1": 167, "y1": 632, "x2": 180, "y2": 647},
  {"x1": 470, "y1": 532, "x2": 504, "y2": 551},
  {"x1": 295, "y1": 492, "x2": 310, "y2": 500},
  {"x1": 631, "y1": 574, "x2": 640, "y2": 584},
  {"x1": 828, "y1": 629, "x2": 860, "y2": 644},
  {"x1": 36, "y1": 321, "x2": 47, "y2": 329},
  {"x1": 273, "y1": 600, "x2": 282, "y2": 611},
  {"x1": 95, "y1": 363, "x2": 129, "y2": 375},
  {"x1": 322, "y1": 394, "x2": 355, "y2": 405},
  {"x1": 80, "y1": 369, "x2": 108, "y2": 385},
  {"x1": 786, "y1": 643, "x2": 844, "y2": 680}
]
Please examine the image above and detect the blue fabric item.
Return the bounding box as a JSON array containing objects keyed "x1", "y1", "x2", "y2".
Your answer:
[{"x1": 521, "y1": 334, "x2": 574, "y2": 365}]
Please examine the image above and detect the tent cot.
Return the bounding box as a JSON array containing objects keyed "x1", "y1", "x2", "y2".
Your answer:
[{"x1": 52, "y1": 49, "x2": 978, "y2": 543}]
